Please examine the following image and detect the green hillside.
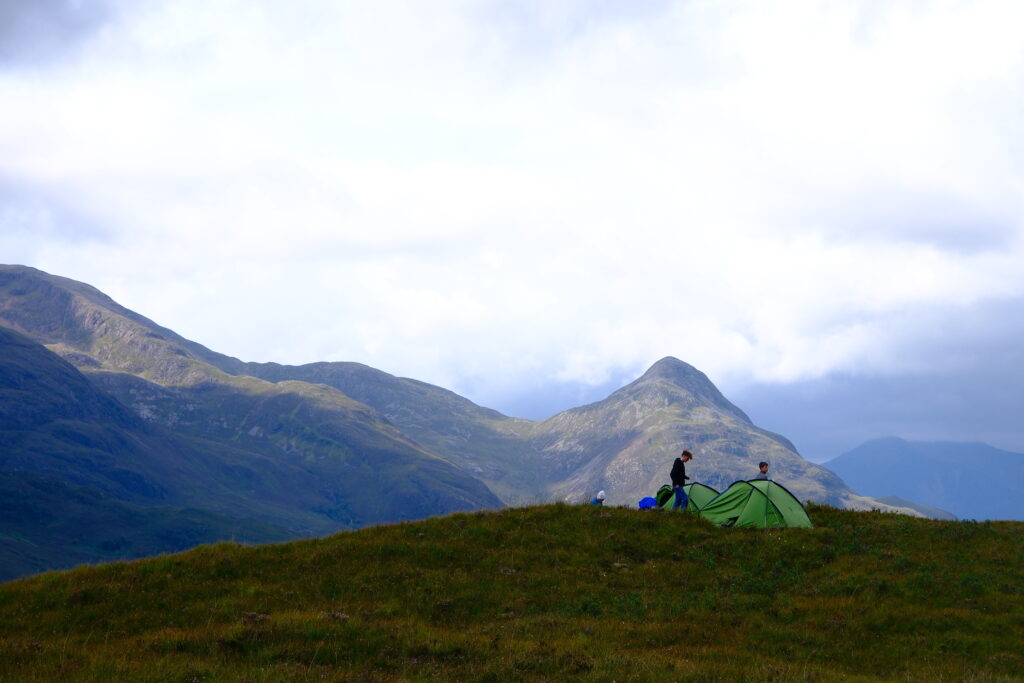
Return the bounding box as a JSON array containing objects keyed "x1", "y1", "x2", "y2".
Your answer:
[
  {"x1": 0, "y1": 266, "x2": 503, "y2": 580},
  {"x1": 0, "y1": 469, "x2": 294, "y2": 582},
  {"x1": 1, "y1": 505, "x2": 1021, "y2": 681}
]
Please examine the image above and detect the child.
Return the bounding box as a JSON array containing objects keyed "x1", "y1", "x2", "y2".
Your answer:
[{"x1": 754, "y1": 461, "x2": 770, "y2": 480}]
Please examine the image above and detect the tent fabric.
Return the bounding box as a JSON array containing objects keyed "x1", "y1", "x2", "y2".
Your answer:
[
  {"x1": 638, "y1": 497, "x2": 657, "y2": 510},
  {"x1": 655, "y1": 483, "x2": 720, "y2": 513},
  {"x1": 698, "y1": 480, "x2": 813, "y2": 529},
  {"x1": 655, "y1": 485, "x2": 674, "y2": 508},
  {"x1": 683, "y1": 483, "x2": 720, "y2": 512}
]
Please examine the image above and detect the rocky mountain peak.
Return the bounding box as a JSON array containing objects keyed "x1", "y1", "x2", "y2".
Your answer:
[
  {"x1": 608, "y1": 356, "x2": 751, "y2": 423},
  {"x1": 639, "y1": 356, "x2": 703, "y2": 382}
]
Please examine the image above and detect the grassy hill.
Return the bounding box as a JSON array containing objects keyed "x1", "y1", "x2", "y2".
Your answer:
[{"x1": 1, "y1": 505, "x2": 1021, "y2": 681}]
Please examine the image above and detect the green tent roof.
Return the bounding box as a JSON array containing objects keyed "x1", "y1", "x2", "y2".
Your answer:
[
  {"x1": 698, "y1": 480, "x2": 813, "y2": 528},
  {"x1": 655, "y1": 483, "x2": 720, "y2": 513}
]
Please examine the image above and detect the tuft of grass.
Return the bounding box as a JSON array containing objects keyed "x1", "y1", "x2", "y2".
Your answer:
[{"x1": 1, "y1": 503, "x2": 1023, "y2": 681}]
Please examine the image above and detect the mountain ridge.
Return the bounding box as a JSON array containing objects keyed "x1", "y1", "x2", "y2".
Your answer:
[
  {"x1": 826, "y1": 436, "x2": 1024, "y2": 520},
  {"x1": 0, "y1": 267, "x2": 505, "y2": 580},
  {"x1": 1, "y1": 264, "x2": 918, "y2": 579}
]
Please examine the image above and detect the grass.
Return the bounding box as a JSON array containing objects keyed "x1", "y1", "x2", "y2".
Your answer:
[{"x1": 1, "y1": 503, "x2": 1022, "y2": 681}]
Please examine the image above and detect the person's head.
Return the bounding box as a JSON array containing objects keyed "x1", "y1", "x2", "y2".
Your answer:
[
  {"x1": 680, "y1": 450, "x2": 693, "y2": 461},
  {"x1": 597, "y1": 490, "x2": 606, "y2": 501},
  {"x1": 759, "y1": 461, "x2": 769, "y2": 472}
]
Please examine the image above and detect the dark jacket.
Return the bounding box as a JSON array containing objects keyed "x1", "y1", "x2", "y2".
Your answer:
[{"x1": 670, "y1": 458, "x2": 690, "y2": 487}]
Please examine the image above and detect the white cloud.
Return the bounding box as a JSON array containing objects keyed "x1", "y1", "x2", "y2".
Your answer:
[{"x1": 1, "y1": 0, "x2": 1023, "y2": 413}]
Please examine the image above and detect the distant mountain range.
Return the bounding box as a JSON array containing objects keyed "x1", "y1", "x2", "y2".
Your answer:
[
  {"x1": 1, "y1": 264, "x2": 912, "y2": 580},
  {"x1": 825, "y1": 437, "x2": 1024, "y2": 521}
]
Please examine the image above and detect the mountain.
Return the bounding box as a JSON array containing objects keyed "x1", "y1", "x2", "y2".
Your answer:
[
  {"x1": 1, "y1": 264, "x2": 911, "y2": 579},
  {"x1": 216, "y1": 354, "x2": 887, "y2": 511},
  {"x1": 0, "y1": 266, "x2": 503, "y2": 580},
  {"x1": 825, "y1": 437, "x2": 1024, "y2": 520},
  {"x1": 0, "y1": 325, "x2": 297, "y2": 579},
  {"x1": 2, "y1": 504, "x2": 1022, "y2": 681},
  {"x1": 873, "y1": 496, "x2": 957, "y2": 521},
  {"x1": 214, "y1": 359, "x2": 547, "y2": 505},
  {"x1": 517, "y1": 357, "x2": 860, "y2": 507},
  {"x1": 0, "y1": 468, "x2": 294, "y2": 582}
]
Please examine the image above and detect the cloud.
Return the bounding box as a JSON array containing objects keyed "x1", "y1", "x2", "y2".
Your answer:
[
  {"x1": 732, "y1": 296, "x2": 1024, "y2": 460},
  {"x1": 0, "y1": 0, "x2": 1022, "y2": 446},
  {"x1": 0, "y1": 0, "x2": 117, "y2": 65}
]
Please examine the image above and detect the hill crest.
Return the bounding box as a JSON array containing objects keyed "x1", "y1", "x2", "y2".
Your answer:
[{"x1": 1, "y1": 503, "x2": 1021, "y2": 680}]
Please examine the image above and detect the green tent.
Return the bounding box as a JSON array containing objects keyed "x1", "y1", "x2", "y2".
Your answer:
[
  {"x1": 654, "y1": 483, "x2": 720, "y2": 513},
  {"x1": 698, "y1": 480, "x2": 813, "y2": 528}
]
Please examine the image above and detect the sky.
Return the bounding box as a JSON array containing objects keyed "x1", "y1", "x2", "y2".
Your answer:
[{"x1": 2, "y1": 0, "x2": 1023, "y2": 461}]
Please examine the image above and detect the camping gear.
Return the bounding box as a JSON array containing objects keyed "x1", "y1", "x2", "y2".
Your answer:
[
  {"x1": 654, "y1": 482, "x2": 720, "y2": 512},
  {"x1": 698, "y1": 480, "x2": 813, "y2": 529},
  {"x1": 638, "y1": 496, "x2": 657, "y2": 510},
  {"x1": 655, "y1": 485, "x2": 674, "y2": 507}
]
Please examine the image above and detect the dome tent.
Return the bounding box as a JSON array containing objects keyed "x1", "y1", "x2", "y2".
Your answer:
[
  {"x1": 698, "y1": 480, "x2": 813, "y2": 529},
  {"x1": 654, "y1": 483, "x2": 720, "y2": 513}
]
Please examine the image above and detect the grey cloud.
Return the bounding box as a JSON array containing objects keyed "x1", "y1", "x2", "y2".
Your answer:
[
  {"x1": 733, "y1": 297, "x2": 1024, "y2": 461},
  {"x1": 0, "y1": 0, "x2": 116, "y2": 65},
  {"x1": 735, "y1": 368, "x2": 1024, "y2": 463},
  {"x1": 478, "y1": 296, "x2": 1024, "y2": 459}
]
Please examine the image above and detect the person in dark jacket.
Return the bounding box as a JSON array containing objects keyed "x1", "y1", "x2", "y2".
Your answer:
[{"x1": 670, "y1": 450, "x2": 693, "y2": 510}]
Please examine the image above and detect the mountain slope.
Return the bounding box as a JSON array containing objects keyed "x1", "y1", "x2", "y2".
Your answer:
[
  {"x1": 218, "y1": 360, "x2": 547, "y2": 505},
  {"x1": 203, "y1": 355, "x2": 882, "y2": 510},
  {"x1": 0, "y1": 317, "x2": 498, "y2": 531},
  {"x1": 202, "y1": 354, "x2": 883, "y2": 511},
  {"x1": 0, "y1": 264, "x2": 895, "y2": 511},
  {"x1": 826, "y1": 437, "x2": 1024, "y2": 520},
  {"x1": 0, "y1": 266, "x2": 503, "y2": 579},
  {"x1": 0, "y1": 469, "x2": 293, "y2": 582},
  {"x1": 874, "y1": 495, "x2": 957, "y2": 521},
  {"x1": 522, "y1": 357, "x2": 868, "y2": 508},
  {"x1": 1, "y1": 264, "x2": 914, "y2": 581},
  {"x1": 0, "y1": 326, "x2": 297, "y2": 579}
]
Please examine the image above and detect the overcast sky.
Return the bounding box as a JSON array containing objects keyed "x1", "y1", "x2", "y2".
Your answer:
[{"x1": 2, "y1": 0, "x2": 1023, "y2": 461}]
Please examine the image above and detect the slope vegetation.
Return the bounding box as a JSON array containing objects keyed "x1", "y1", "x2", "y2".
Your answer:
[{"x1": 0, "y1": 505, "x2": 1021, "y2": 681}]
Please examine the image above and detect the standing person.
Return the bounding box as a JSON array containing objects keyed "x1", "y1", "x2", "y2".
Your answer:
[
  {"x1": 590, "y1": 490, "x2": 606, "y2": 505},
  {"x1": 754, "y1": 462, "x2": 770, "y2": 480},
  {"x1": 670, "y1": 450, "x2": 693, "y2": 510}
]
